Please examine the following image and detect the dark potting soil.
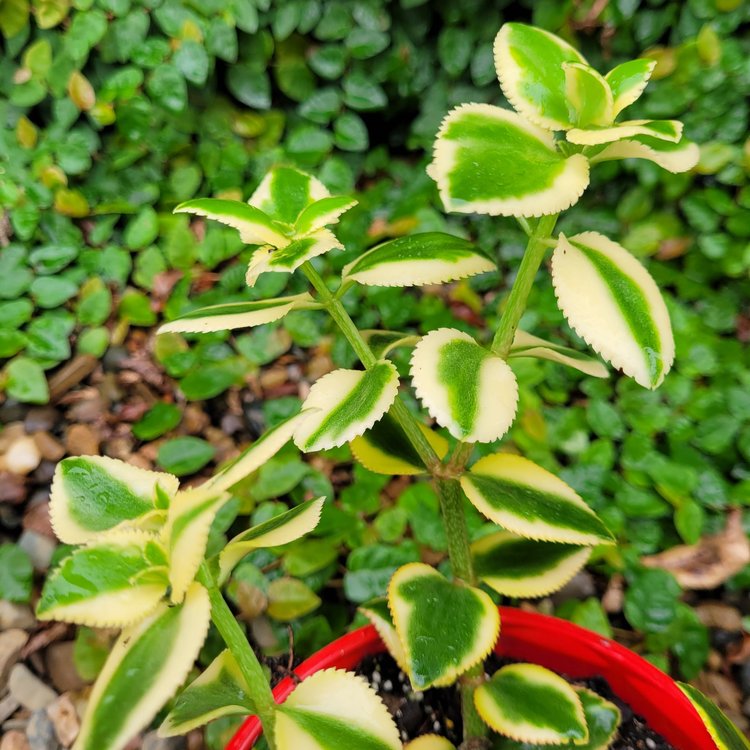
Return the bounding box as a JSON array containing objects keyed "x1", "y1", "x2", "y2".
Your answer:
[{"x1": 356, "y1": 652, "x2": 676, "y2": 749}]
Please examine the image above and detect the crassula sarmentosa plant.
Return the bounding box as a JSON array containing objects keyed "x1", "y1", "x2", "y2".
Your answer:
[{"x1": 37, "y1": 21, "x2": 748, "y2": 750}]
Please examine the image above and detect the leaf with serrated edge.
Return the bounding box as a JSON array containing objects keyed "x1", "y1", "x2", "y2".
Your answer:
[
  {"x1": 494, "y1": 23, "x2": 587, "y2": 131},
  {"x1": 37, "y1": 530, "x2": 168, "y2": 627},
  {"x1": 249, "y1": 166, "x2": 329, "y2": 224},
  {"x1": 219, "y1": 497, "x2": 325, "y2": 582},
  {"x1": 342, "y1": 232, "x2": 495, "y2": 287},
  {"x1": 389, "y1": 563, "x2": 500, "y2": 690},
  {"x1": 589, "y1": 134, "x2": 700, "y2": 173},
  {"x1": 509, "y1": 330, "x2": 608, "y2": 378},
  {"x1": 50, "y1": 455, "x2": 179, "y2": 545},
  {"x1": 165, "y1": 488, "x2": 229, "y2": 603},
  {"x1": 175, "y1": 199, "x2": 289, "y2": 247},
  {"x1": 359, "y1": 599, "x2": 409, "y2": 673},
  {"x1": 472, "y1": 531, "x2": 592, "y2": 598},
  {"x1": 160, "y1": 650, "x2": 253, "y2": 736},
  {"x1": 74, "y1": 583, "x2": 210, "y2": 750},
  {"x1": 275, "y1": 668, "x2": 401, "y2": 750},
  {"x1": 405, "y1": 737, "x2": 456, "y2": 750},
  {"x1": 605, "y1": 59, "x2": 656, "y2": 117},
  {"x1": 294, "y1": 362, "x2": 399, "y2": 452},
  {"x1": 567, "y1": 119, "x2": 682, "y2": 146},
  {"x1": 475, "y1": 663, "x2": 588, "y2": 745},
  {"x1": 157, "y1": 293, "x2": 316, "y2": 334},
  {"x1": 294, "y1": 196, "x2": 358, "y2": 235},
  {"x1": 564, "y1": 62, "x2": 613, "y2": 128},
  {"x1": 351, "y1": 411, "x2": 449, "y2": 476},
  {"x1": 551, "y1": 232, "x2": 674, "y2": 389},
  {"x1": 428, "y1": 104, "x2": 589, "y2": 218},
  {"x1": 679, "y1": 683, "x2": 750, "y2": 750},
  {"x1": 461, "y1": 453, "x2": 614, "y2": 545},
  {"x1": 360, "y1": 330, "x2": 420, "y2": 359},
  {"x1": 246, "y1": 229, "x2": 342, "y2": 286},
  {"x1": 410, "y1": 328, "x2": 518, "y2": 443}
]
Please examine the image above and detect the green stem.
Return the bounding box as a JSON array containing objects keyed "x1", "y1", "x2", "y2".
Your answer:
[
  {"x1": 492, "y1": 213, "x2": 558, "y2": 358},
  {"x1": 197, "y1": 563, "x2": 277, "y2": 750},
  {"x1": 435, "y1": 478, "x2": 475, "y2": 583}
]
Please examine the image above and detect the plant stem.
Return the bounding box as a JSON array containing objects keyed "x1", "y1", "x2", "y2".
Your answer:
[
  {"x1": 491, "y1": 213, "x2": 558, "y2": 358},
  {"x1": 197, "y1": 563, "x2": 278, "y2": 750},
  {"x1": 434, "y1": 478, "x2": 475, "y2": 583}
]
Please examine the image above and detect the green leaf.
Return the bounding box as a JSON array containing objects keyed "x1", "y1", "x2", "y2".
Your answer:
[
  {"x1": 333, "y1": 111, "x2": 369, "y2": 151},
  {"x1": 428, "y1": 104, "x2": 589, "y2": 218},
  {"x1": 342, "y1": 233, "x2": 495, "y2": 288},
  {"x1": 5, "y1": 357, "x2": 49, "y2": 404},
  {"x1": 494, "y1": 23, "x2": 587, "y2": 131},
  {"x1": 74, "y1": 583, "x2": 210, "y2": 750},
  {"x1": 275, "y1": 669, "x2": 400, "y2": 750},
  {"x1": 37, "y1": 531, "x2": 168, "y2": 627},
  {"x1": 388, "y1": 563, "x2": 499, "y2": 690},
  {"x1": 590, "y1": 134, "x2": 700, "y2": 174},
  {"x1": 551, "y1": 232, "x2": 675, "y2": 389},
  {"x1": 147, "y1": 63, "x2": 187, "y2": 112},
  {"x1": 267, "y1": 577, "x2": 322, "y2": 621},
  {"x1": 461, "y1": 453, "x2": 614, "y2": 545},
  {"x1": 0, "y1": 0, "x2": 30, "y2": 37},
  {"x1": 0, "y1": 544, "x2": 33, "y2": 603},
  {"x1": 605, "y1": 59, "x2": 656, "y2": 117},
  {"x1": 564, "y1": 62, "x2": 613, "y2": 128},
  {"x1": 472, "y1": 531, "x2": 592, "y2": 598},
  {"x1": 31, "y1": 276, "x2": 78, "y2": 308},
  {"x1": 35, "y1": 0, "x2": 70, "y2": 29},
  {"x1": 119, "y1": 291, "x2": 157, "y2": 326},
  {"x1": 294, "y1": 195, "x2": 357, "y2": 236},
  {"x1": 157, "y1": 437, "x2": 215, "y2": 477},
  {"x1": 124, "y1": 207, "x2": 159, "y2": 249},
  {"x1": 50, "y1": 455, "x2": 178, "y2": 545},
  {"x1": 249, "y1": 165, "x2": 330, "y2": 224},
  {"x1": 475, "y1": 663, "x2": 587, "y2": 745},
  {"x1": 568, "y1": 119, "x2": 683, "y2": 146},
  {"x1": 0, "y1": 330, "x2": 27, "y2": 358},
  {"x1": 678, "y1": 683, "x2": 750, "y2": 750},
  {"x1": 160, "y1": 650, "x2": 253, "y2": 735},
  {"x1": 509, "y1": 331, "x2": 608, "y2": 378},
  {"x1": 360, "y1": 331, "x2": 420, "y2": 360},
  {"x1": 294, "y1": 362, "x2": 400, "y2": 452},
  {"x1": 410, "y1": 328, "x2": 517, "y2": 442},
  {"x1": 132, "y1": 403, "x2": 182, "y2": 441},
  {"x1": 173, "y1": 40, "x2": 209, "y2": 85},
  {"x1": 359, "y1": 599, "x2": 409, "y2": 673}
]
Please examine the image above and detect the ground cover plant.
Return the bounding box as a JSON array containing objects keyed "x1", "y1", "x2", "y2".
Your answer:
[
  {"x1": 30, "y1": 17, "x2": 750, "y2": 750},
  {"x1": 1, "y1": 1, "x2": 750, "y2": 749}
]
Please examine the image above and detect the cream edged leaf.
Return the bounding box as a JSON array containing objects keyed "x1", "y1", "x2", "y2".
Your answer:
[
  {"x1": 249, "y1": 165, "x2": 329, "y2": 224},
  {"x1": 160, "y1": 650, "x2": 253, "y2": 736},
  {"x1": 471, "y1": 531, "x2": 592, "y2": 598},
  {"x1": 410, "y1": 328, "x2": 518, "y2": 443},
  {"x1": 388, "y1": 563, "x2": 500, "y2": 690},
  {"x1": 294, "y1": 362, "x2": 400, "y2": 452},
  {"x1": 342, "y1": 232, "x2": 495, "y2": 287},
  {"x1": 563, "y1": 62, "x2": 613, "y2": 128},
  {"x1": 294, "y1": 195, "x2": 358, "y2": 235},
  {"x1": 461, "y1": 453, "x2": 614, "y2": 545},
  {"x1": 157, "y1": 293, "x2": 316, "y2": 334},
  {"x1": 50, "y1": 455, "x2": 178, "y2": 545},
  {"x1": 474, "y1": 664, "x2": 588, "y2": 745},
  {"x1": 567, "y1": 119, "x2": 682, "y2": 146},
  {"x1": 605, "y1": 59, "x2": 656, "y2": 117},
  {"x1": 275, "y1": 668, "x2": 401, "y2": 750},
  {"x1": 550, "y1": 231, "x2": 674, "y2": 389},
  {"x1": 360, "y1": 330, "x2": 420, "y2": 359},
  {"x1": 589, "y1": 134, "x2": 700, "y2": 173},
  {"x1": 359, "y1": 598, "x2": 409, "y2": 673},
  {"x1": 429, "y1": 104, "x2": 589, "y2": 218},
  {"x1": 678, "y1": 683, "x2": 750, "y2": 750},
  {"x1": 74, "y1": 583, "x2": 211, "y2": 750},
  {"x1": 509, "y1": 330, "x2": 608, "y2": 378}
]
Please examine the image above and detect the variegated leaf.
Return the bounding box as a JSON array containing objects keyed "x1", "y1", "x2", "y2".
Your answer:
[
  {"x1": 175, "y1": 199, "x2": 289, "y2": 247},
  {"x1": 165, "y1": 488, "x2": 228, "y2": 603},
  {"x1": 249, "y1": 165, "x2": 329, "y2": 225},
  {"x1": 590, "y1": 134, "x2": 700, "y2": 173},
  {"x1": 494, "y1": 23, "x2": 587, "y2": 131},
  {"x1": 160, "y1": 650, "x2": 253, "y2": 736},
  {"x1": 350, "y1": 410, "x2": 449, "y2": 476},
  {"x1": 50, "y1": 456, "x2": 177, "y2": 545},
  {"x1": 37, "y1": 530, "x2": 168, "y2": 627},
  {"x1": 564, "y1": 62, "x2": 613, "y2": 128},
  {"x1": 359, "y1": 599, "x2": 409, "y2": 673},
  {"x1": 342, "y1": 233, "x2": 495, "y2": 287},
  {"x1": 219, "y1": 497, "x2": 325, "y2": 581},
  {"x1": 294, "y1": 362, "x2": 399, "y2": 452},
  {"x1": 461, "y1": 453, "x2": 614, "y2": 545},
  {"x1": 388, "y1": 563, "x2": 500, "y2": 690},
  {"x1": 246, "y1": 229, "x2": 342, "y2": 286},
  {"x1": 157, "y1": 293, "x2": 316, "y2": 334},
  {"x1": 605, "y1": 59, "x2": 656, "y2": 117},
  {"x1": 471, "y1": 531, "x2": 592, "y2": 598},
  {"x1": 275, "y1": 669, "x2": 401, "y2": 750},
  {"x1": 428, "y1": 104, "x2": 589, "y2": 217},
  {"x1": 410, "y1": 328, "x2": 518, "y2": 443},
  {"x1": 567, "y1": 119, "x2": 683, "y2": 146},
  {"x1": 404, "y1": 737, "x2": 456, "y2": 750},
  {"x1": 74, "y1": 583, "x2": 210, "y2": 750},
  {"x1": 509, "y1": 330, "x2": 608, "y2": 378},
  {"x1": 294, "y1": 195, "x2": 358, "y2": 235},
  {"x1": 474, "y1": 664, "x2": 588, "y2": 745},
  {"x1": 550, "y1": 232, "x2": 675, "y2": 389},
  {"x1": 361, "y1": 330, "x2": 420, "y2": 359},
  {"x1": 679, "y1": 683, "x2": 750, "y2": 750}
]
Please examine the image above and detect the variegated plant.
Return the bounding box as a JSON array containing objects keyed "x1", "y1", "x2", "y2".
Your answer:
[{"x1": 37, "y1": 22, "x2": 739, "y2": 750}]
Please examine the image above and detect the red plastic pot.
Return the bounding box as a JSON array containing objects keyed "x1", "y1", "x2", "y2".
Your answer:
[{"x1": 226, "y1": 607, "x2": 716, "y2": 750}]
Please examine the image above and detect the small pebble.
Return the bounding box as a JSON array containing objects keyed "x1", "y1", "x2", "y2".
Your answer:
[
  {"x1": 26, "y1": 708, "x2": 59, "y2": 750},
  {"x1": 0, "y1": 629, "x2": 29, "y2": 689},
  {"x1": 17, "y1": 530, "x2": 56, "y2": 572},
  {"x1": 0, "y1": 730, "x2": 30, "y2": 750},
  {"x1": 64, "y1": 424, "x2": 100, "y2": 457},
  {"x1": 0, "y1": 692, "x2": 20, "y2": 723},
  {"x1": 3, "y1": 438, "x2": 42, "y2": 476},
  {"x1": 47, "y1": 694, "x2": 80, "y2": 747},
  {"x1": 0, "y1": 601, "x2": 36, "y2": 631},
  {"x1": 9, "y1": 664, "x2": 58, "y2": 711}
]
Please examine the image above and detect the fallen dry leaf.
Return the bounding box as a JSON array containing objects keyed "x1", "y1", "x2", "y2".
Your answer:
[{"x1": 642, "y1": 509, "x2": 750, "y2": 589}]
